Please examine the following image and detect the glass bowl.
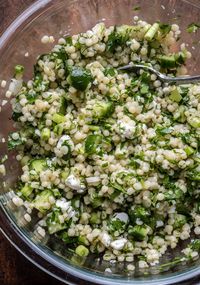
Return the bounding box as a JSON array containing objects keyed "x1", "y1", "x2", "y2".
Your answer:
[{"x1": 1, "y1": 0, "x2": 200, "y2": 284}]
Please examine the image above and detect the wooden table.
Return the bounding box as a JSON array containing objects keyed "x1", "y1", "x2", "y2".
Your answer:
[
  {"x1": 0, "y1": 2, "x2": 64, "y2": 284},
  {"x1": 0, "y1": 1, "x2": 200, "y2": 285}
]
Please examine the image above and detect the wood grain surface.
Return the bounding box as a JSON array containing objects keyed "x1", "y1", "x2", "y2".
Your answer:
[{"x1": 0, "y1": 1, "x2": 200, "y2": 285}]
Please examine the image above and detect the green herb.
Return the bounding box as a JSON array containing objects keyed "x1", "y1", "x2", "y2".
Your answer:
[
  {"x1": 104, "y1": 68, "x2": 116, "y2": 77},
  {"x1": 173, "y1": 214, "x2": 187, "y2": 229},
  {"x1": 70, "y1": 66, "x2": 92, "y2": 91},
  {"x1": 159, "y1": 257, "x2": 185, "y2": 270},
  {"x1": 189, "y1": 239, "x2": 200, "y2": 251},
  {"x1": 186, "y1": 169, "x2": 200, "y2": 181},
  {"x1": 26, "y1": 90, "x2": 38, "y2": 104},
  {"x1": 57, "y1": 231, "x2": 78, "y2": 244},
  {"x1": 164, "y1": 188, "x2": 184, "y2": 201},
  {"x1": 187, "y1": 23, "x2": 200, "y2": 33},
  {"x1": 132, "y1": 5, "x2": 141, "y2": 11},
  {"x1": 47, "y1": 208, "x2": 70, "y2": 234},
  {"x1": 156, "y1": 126, "x2": 173, "y2": 136},
  {"x1": 15, "y1": 65, "x2": 24, "y2": 75},
  {"x1": 8, "y1": 133, "x2": 24, "y2": 150},
  {"x1": 59, "y1": 96, "x2": 68, "y2": 115},
  {"x1": 106, "y1": 26, "x2": 131, "y2": 52},
  {"x1": 33, "y1": 74, "x2": 49, "y2": 92},
  {"x1": 85, "y1": 134, "x2": 102, "y2": 155},
  {"x1": 128, "y1": 225, "x2": 148, "y2": 241},
  {"x1": 65, "y1": 36, "x2": 73, "y2": 45},
  {"x1": 140, "y1": 84, "x2": 149, "y2": 94},
  {"x1": 12, "y1": 111, "x2": 22, "y2": 122},
  {"x1": 90, "y1": 193, "x2": 104, "y2": 208},
  {"x1": 129, "y1": 206, "x2": 151, "y2": 224},
  {"x1": 140, "y1": 71, "x2": 151, "y2": 83},
  {"x1": 159, "y1": 23, "x2": 171, "y2": 37},
  {"x1": 108, "y1": 215, "x2": 127, "y2": 234}
]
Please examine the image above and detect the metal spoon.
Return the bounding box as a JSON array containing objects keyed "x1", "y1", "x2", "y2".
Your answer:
[{"x1": 118, "y1": 64, "x2": 200, "y2": 85}]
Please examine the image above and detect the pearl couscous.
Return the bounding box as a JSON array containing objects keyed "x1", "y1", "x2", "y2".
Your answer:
[{"x1": 4, "y1": 19, "x2": 200, "y2": 269}]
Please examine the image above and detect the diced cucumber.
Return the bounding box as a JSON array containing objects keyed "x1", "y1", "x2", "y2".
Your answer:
[
  {"x1": 41, "y1": 128, "x2": 50, "y2": 141},
  {"x1": 188, "y1": 117, "x2": 200, "y2": 128},
  {"x1": 158, "y1": 55, "x2": 176, "y2": 69},
  {"x1": 144, "y1": 23, "x2": 159, "y2": 41},
  {"x1": 20, "y1": 184, "x2": 33, "y2": 198},
  {"x1": 33, "y1": 190, "x2": 53, "y2": 213},
  {"x1": 78, "y1": 236, "x2": 90, "y2": 246},
  {"x1": 54, "y1": 124, "x2": 64, "y2": 135},
  {"x1": 90, "y1": 212, "x2": 101, "y2": 225},
  {"x1": 173, "y1": 105, "x2": 186, "y2": 122},
  {"x1": 85, "y1": 134, "x2": 102, "y2": 155},
  {"x1": 169, "y1": 88, "x2": 182, "y2": 102},
  {"x1": 52, "y1": 113, "x2": 66, "y2": 124},
  {"x1": 75, "y1": 245, "x2": 89, "y2": 257},
  {"x1": 30, "y1": 159, "x2": 47, "y2": 173},
  {"x1": 140, "y1": 84, "x2": 149, "y2": 94},
  {"x1": 88, "y1": 125, "x2": 100, "y2": 131},
  {"x1": 92, "y1": 101, "x2": 114, "y2": 119},
  {"x1": 184, "y1": 146, "x2": 195, "y2": 156},
  {"x1": 61, "y1": 169, "x2": 70, "y2": 180}
]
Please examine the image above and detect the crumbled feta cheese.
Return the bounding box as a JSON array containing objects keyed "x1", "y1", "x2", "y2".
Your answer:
[
  {"x1": 57, "y1": 135, "x2": 74, "y2": 150},
  {"x1": 105, "y1": 268, "x2": 112, "y2": 273},
  {"x1": 56, "y1": 198, "x2": 71, "y2": 212},
  {"x1": 100, "y1": 232, "x2": 112, "y2": 247},
  {"x1": 110, "y1": 238, "x2": 127, "y2": 250},
  {"x1": 86, "y1": 176, "x2": 101, "y2": 184},
  {"x1": 113, "y1": 212, "x2": 129, "y2": 223},
  {"x1": 65, "y1": 174, "x2": 86, "y2": 193},
  {"x1": 117, "y1": 119, "x2": 136, "y2": 139}
]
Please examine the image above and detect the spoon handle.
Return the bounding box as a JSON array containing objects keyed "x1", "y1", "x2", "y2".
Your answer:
[
  {"x1": 118, "y1": 64, "x2": 200, "y2": 85},
  {"x1": 164, "y1": 75, "x2": 200, "y2": 85}
]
